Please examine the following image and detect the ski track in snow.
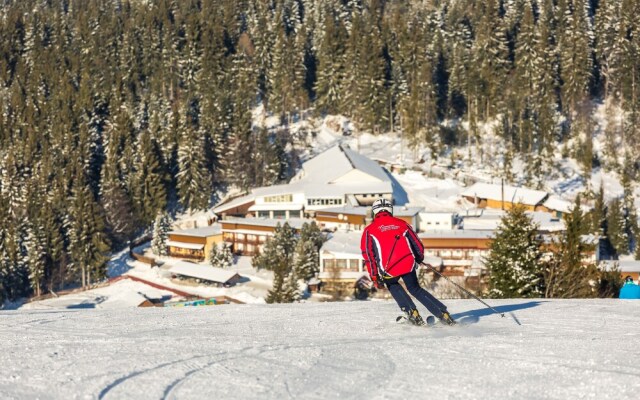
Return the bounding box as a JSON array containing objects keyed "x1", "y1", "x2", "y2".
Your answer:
[{"x1": 2, "y1": 299, "x2": 640, "y2": 399}]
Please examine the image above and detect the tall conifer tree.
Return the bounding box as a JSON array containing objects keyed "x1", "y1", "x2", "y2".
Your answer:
[{"x1": 486, "y1": 205, "x2": 544, "y2": 298}]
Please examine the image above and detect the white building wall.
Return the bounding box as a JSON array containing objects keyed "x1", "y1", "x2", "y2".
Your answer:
[
  {"x1": 420, "y1": 212, "x2": 456, "y2": 231},
  {"x1": 319, "y1": 251, "x2": 365, "y2": 280}
]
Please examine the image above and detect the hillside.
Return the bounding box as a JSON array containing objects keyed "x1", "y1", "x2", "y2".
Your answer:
[{"x1": 2, "y1": 299, "x2": 639, "y2": 399}]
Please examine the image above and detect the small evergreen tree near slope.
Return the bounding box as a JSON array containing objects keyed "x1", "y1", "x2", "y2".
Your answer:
[
  {"x1": 209, "y1": 244, "x2": 233, "y2": 269},
  {"x1": 254, "y1": 223, "x2": 299, "y2": 303},
  {"x1": 299, "y1": 222, "x2": 325, "y2": 253},
  {"x1": 151, "y1": 212, "x2": 172, "y2": 257},
  {"x1": 589, "y1": 183, "x2": 606, "y2": 234},
  {"x1": 606, "y1": 198, "x2": 628, "y2": 255},
  {"x1": 485, "y1": 205, "x2": 544, "y2": 298},
  {"x1": 294, "y1": 240, "x2": 319, "y2": 282},
  {"x1": 598, "y1": 265, "x2": 624, "y2": 298},
  {"x1": 544, "y1": 195, "x2": 600, "y2": 298},
  {"x1": 294, "y1": 222, "x2": 325, "y2": 281}
]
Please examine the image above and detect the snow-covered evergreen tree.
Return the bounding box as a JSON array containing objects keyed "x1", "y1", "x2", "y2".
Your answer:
[
  {"x1": 100, "y1": 135, "x2": 136, "y2": 246},
  {"x1": 255, "y1": 222, "x2": 298, "y2": 303},
  {"x1": 209, "y1": 244, "x2": 233, "y2": 269},
  {"x1": 151, "y1": 212, "x2": 172, "y2": 257},
  {"x1": 606, "y1": 198, "x2": 628, "y2": 255},
  {"x1": 474, "y1": 0, "x2": 511, "y2": 119},
  {"x1": 545, "y1": 195, "x2": 600, "y2": 298},
  {"x1": 595, "y1": 0, "x2": 622, "y2": 100},
  {"x1": 314, "y1": 10, "x2": 346, "y2": 115},
  {"x1": 68, "y1": 163, "x2": 111, "y2": 288},
  {"x1": 485, "y1": 205, "x2": 544, "y2": 298},
  {"x1": 590, "y1": 183, "x2": 606, "y2": 234},
  {"x1": 558, "y1": 0, "x2": 594, "y2": 118},
  {"x1": 294, "y1": 240, "x2": 319, "y2": 282},
  {"x1": 176, "y1": 104, "x2": 210, "y2": 212}
]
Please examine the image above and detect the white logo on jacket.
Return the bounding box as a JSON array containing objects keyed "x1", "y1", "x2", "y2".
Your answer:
[{"x1": 378, "y1": 225, "x2": 400, "y2": 232}]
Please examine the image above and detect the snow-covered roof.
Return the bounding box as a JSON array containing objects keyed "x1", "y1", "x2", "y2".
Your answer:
[
  {"x1": 168, "y1": 225, "x2": 221, "y2": 238},
  {"x1": 20, "y1": 279, "x2": 175, "y2": 310},
  {"x1": 211, "y1": 144, "x2": 397, "y2": 217},
  {"x1": 249, "y1": 203, "x2": 304, "y2": 211},
  {"x1": 299, "y1": 145, "x2": 390, "y2": 184},
  {"x1": 419, "y1": 230, "x2": 495, "y2": 240},
  {"x1": 168, "y1": 261, "x2": 240, "y2": 284},
  {"x1": 420, "y1": 211, "x2": 458, "y2": 216},
  {"x1": 321, "y1": 231, "x2": 362, "y2": 257},
  {"x1": 461, "y1": 182, "x2": 548, "y2": 206},
  {"x1": 543, "y1": 196, "x2": 573, "y2": 213},
  {"x1": 543, "y1": 195, "x2": 593, "y2": 213},
  {"x1": 166, "y1": 240, "x2": 204, "y2": 250},
  {"x1": 462, "y1": 211, "x2": 565, "y2": 232},
  {"x1": 315, "y1": 205, "x2": 423, "y2": 217},
  {"x1": 599, "y1": 260, "x2": 640, "y2": 273},
  {"x1": 213, "y1": 192, "x2": 256, "y2": 213},
  {"x1": 221, "y1": 217, "x2": 314, "y2": 230},
  {"x1": 580, "y1": 234, "x2": 599, "y2": 246},
  {"x1": 342, "y1": 146, "x2": 390, "y2": 182},
  {"x1": 307, "y1": 182, "x2": 393, "y2": 197}
]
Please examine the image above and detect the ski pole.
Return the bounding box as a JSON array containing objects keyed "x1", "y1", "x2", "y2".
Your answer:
[{"x1": 421, "y1": 262, "x2": 505, "y2": 318}]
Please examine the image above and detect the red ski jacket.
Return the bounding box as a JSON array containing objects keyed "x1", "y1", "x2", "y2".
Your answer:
[{"x1": 360, "y1": 211, "x2": 424, "y2": 279}]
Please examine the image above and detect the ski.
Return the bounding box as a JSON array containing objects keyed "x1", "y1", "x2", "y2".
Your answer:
[{"x1": 395, "y1": 315, "x2": 436, "y2": 326}]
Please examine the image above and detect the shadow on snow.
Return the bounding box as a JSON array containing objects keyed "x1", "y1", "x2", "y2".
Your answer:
[{"x1": 452, "y1": 300, "x2": 546, "y2": 326}]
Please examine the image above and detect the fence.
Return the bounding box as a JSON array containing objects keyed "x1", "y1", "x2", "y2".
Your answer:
[{"x1": 128, "y1": 234, "x2": 158, "y2": 267}]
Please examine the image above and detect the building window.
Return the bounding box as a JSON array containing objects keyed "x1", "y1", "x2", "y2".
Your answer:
[
  {"x1": 323, "y1": 259, "x2": 336, "y2": 270},
  {"x1": 289, "y1": 210, "x2": 301, "y2": 218},
  {"x1": 273, "y1": 210, "x2": 286, "y2": 219},
  {"x1": 257, "y1": 211, "x2": 270, "y2": 218},
  {"x1": 264, "y1": 194, "x2": 293, "y2": 203},
  {"x1": 307, "y1": 198, "x2": 344, "y2": 206}
]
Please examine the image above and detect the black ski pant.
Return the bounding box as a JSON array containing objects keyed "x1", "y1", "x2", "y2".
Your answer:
[{"x1": 384, "y1": 269, "x2": 448, "y2": 318}]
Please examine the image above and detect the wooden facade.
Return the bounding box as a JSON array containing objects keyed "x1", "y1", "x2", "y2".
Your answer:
[
  {"x1": 462, "y1": 196, "x2": 538, "y2": 212},
  {"x1": 220, "y1": 219, "x2": 306, "y2": 256},
  {"x1": 221, "y1": 221, "x2": 273, "y2": 256},
  {"x1": 167, "y1": 230, "x2": 223, "y2": 262},
  {"x1": 420, "y1": 233, "x2": 493, "y2": 276},
  {"x1": 314, "y1": 212, "x2": 366, "y2": 230}
]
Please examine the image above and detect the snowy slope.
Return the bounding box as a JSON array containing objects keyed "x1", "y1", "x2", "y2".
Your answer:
[{"x1": 2, "y1": 299, "x2": 639, "y2": 399}]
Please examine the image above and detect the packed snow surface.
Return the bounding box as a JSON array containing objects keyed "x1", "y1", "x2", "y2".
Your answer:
[{"x1": 2, "y1": 299, "x2": 639, "y2": 399}]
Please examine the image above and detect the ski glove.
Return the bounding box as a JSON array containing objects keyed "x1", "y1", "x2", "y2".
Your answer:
[{"x1": 372, "y1": 275, "x2": 385, "y2": 289}]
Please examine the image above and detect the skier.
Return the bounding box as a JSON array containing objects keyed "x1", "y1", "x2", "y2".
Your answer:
[{"x1": 360, "y1": 198, "x2": 456, "y2": 326}]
